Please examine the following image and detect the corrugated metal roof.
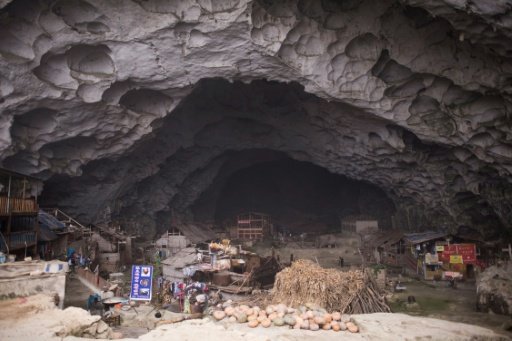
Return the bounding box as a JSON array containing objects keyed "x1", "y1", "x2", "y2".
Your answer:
[
  {"x1": 365, "y1": 230, "x2": 404, "y2": 248},
  {"x1": 161, "y1": 247, "x2": 198, "y2": 267},
  {"x1": 403, "y1": 231, "x2": 448, "y2": 244}
]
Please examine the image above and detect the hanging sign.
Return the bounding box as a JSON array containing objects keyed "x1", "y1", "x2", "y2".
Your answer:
[
  {"x1": 450, "y1": 255, "x2": 463, "y2": 264},
  {"x1": 439, "y1": 244, "x2": 476, "y2": 263},
  {"x1": 130, "y1": 265, "x2": 153, "y2": 301},
  {"x1": 457, "y1": 244, "x2": 476, "y2": 263},
  {"x1": 436, "y1": 245, "x2": 445, "y2": 252},
  {"x1": 425, "y1": 252, "x2": 439, "y2": 264}
]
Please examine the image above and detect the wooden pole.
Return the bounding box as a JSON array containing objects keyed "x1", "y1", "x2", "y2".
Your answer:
[
  {"x1": 406, "y1": 208, "x2": 411, "y2": 231},
  {"x1": 6, "y1": 175, "x2": 11, "y2": 214},
  {"x1": 22, "y1": 178, "x2": 26, "y2": 199},
  {"x1": 6, "y1": 175, "x2": 12, "y2": 249},
  {"x1": 502, "y1": 244, "x2": 512, "y2": 260}
]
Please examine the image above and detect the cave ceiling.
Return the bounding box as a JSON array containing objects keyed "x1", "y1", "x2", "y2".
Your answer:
[{"x1": 0, "y1": 0, "x2": 511, "y2": 238}]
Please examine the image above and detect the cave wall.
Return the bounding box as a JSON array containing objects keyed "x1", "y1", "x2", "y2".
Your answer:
[{"x1": 0, "y1": 0, "x2": 510, "y2": 239}]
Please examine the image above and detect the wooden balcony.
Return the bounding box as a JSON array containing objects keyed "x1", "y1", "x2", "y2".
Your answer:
[{"x1": 0, "y1": 196, "x2": 38, "y2": 215}]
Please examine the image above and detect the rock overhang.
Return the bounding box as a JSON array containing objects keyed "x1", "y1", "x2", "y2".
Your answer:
[{"x1": 0, "y1": 0, "x2": 510, "y2": 239}]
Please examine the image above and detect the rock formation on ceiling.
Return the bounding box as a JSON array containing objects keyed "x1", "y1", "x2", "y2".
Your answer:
[{"x1": 0, "y1": 0, "x2": 511, "y2": 239}]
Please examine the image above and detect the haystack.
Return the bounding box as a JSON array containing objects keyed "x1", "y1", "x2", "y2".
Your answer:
[{"x1": 271, "y1": 259, "x2": 390, "y2": 314}]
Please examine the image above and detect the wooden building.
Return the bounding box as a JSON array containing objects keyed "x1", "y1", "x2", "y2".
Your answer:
[
  {"x1": 0, "y1": 169, "x2": 42, "y2": 259},
  {"x1": 365, "y1": 229, "x2": 480, "y2": 280},
  {"x1": 227, "y1": 212, "x2": 273, "y2": 241},
  {"x1": 403, "y1": 231, "x2": 450, "y2": 280},
  {"x1": 362, "y1": 230, "x2": 405, "y2": 266}
]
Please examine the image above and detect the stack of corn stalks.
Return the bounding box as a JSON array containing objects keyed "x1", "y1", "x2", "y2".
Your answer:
[{"x1": 271, "y1": 259, "x2": 390, "y2": 314}]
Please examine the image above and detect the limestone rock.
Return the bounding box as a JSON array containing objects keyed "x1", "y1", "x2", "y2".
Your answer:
[
  {"x1": 95, "y1": 320, "x2": 109, "y2": 334},
  {"x1": 477, "y1": 262, "x2": 512, "y2": 316}
]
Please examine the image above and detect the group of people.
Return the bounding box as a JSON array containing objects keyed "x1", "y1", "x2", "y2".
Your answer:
[
  {"x1": 66, "y1": 247, "x2": 91, "y2": 271},
  {"x1": 157, "y1": 278, "x2": 210, "y2": 313}
]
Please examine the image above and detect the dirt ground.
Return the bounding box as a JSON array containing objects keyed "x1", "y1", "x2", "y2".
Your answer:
[
  {"x1": 252, "y1": 234, "x2": 362, "y2": 269},
  {"x1": 0, "y1": 294, "x2": 507, "y2": 341},
  {"x1": 38, "y1": 237, "x2": 510, "y2": 340},
  {"x1": 388, "y1": 279, "x2": 512, "y2": 337},
  {"x1": 253, "y1": 239, "x2": 512, "y2": 337}
]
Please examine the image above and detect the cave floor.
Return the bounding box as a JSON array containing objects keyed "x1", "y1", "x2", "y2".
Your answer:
[
  {"x1": 389, "y1": 279, "x2": 512, "y2": 337},
  {"x1": 252, "y1": 237, "x2": 362, "y2": 269},
  {"x1": 252, "y1": 239, "x2": 510, "y2": 336}
]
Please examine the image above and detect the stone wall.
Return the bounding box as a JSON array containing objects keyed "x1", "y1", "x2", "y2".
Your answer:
[{"x1": 0, "y1": 261, "x2": 67, "y2": 308}]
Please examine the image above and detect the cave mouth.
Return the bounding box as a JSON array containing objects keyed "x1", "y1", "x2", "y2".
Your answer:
[
  {"x1": 191, "y1": 150, "x2": 396, "y2": 236},
  {"x1": 33, "y1": 77, "x2": 508, "y2": 241}
]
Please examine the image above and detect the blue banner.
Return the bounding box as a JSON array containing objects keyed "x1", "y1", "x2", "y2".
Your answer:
[{"x1": 130, "y1": 265, "x2": 153, "y2": 301}]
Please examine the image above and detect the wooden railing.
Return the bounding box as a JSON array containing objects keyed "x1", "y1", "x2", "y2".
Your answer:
[
  {"x1": 41, "y1": 207, "x2": 92, "y2": 240},
  {"x1": 41, "y1": 207, "x2": 88, "y2": 231},
  {"x1": 0, "y1": 196, "x2": 38, "y2": 215}
]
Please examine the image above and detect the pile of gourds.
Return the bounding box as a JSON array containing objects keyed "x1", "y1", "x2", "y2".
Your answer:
[{"x1": 211, "y1": 302, "x2": 359, "y2": 333}]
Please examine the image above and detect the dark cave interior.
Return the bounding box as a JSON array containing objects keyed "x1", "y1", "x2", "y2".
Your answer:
[{"x1": 193, "y1": 152, "x2": 395, "y2": 234}]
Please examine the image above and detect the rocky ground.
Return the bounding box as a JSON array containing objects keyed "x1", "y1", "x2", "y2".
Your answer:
[
  {"x1": 0, "y1": 293, "x2": 508, "y2": 341},
  {"x1": 0, "y1": 294, "x2": 110, "y2": 340},
  {"x1": 251, "y1": 241, "x2": 512, "y2": 337},
  {"x1": 389, "y1": 279, "x2": 512, "y2": 337},
  {"x1": 13, "y1": 243, "x2": 509, "y2": 341}
]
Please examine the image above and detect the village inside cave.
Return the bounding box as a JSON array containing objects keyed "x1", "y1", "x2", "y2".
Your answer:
[{"x1": 0, "y1": 0, "x2": 512, "y2": 340}]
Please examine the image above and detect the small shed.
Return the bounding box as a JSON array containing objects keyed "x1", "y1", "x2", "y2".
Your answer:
[
  {"x1": 435, "y1": 242, "x2": 479, "y2": 279},
  {"x1": 403, "y1": 231, "x2": 449, "y2": 280},
  {"x1": 363, "y1": 230, "x2": 404, "y2": 266}
]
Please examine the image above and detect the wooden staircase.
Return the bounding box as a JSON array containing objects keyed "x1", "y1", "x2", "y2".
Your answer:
[
  {"x1": 42, "y1": 208, "x2": 130, "y2": 243},
  {"x1": 40, "y1": 207, "x2": 92, "y2": 237}
]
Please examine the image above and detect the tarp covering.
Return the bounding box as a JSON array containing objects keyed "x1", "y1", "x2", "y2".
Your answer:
[
  {"x1": 38, "y1": 210, "x2": 65, "y2": 231},
  {"x1": 38, "y1": 224, "x2": 58, "y2": 241}
]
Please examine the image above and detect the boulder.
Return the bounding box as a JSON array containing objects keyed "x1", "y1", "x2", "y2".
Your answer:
[{"x1": 476, "y1": 262, "x2": 512, "y2": 316}]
